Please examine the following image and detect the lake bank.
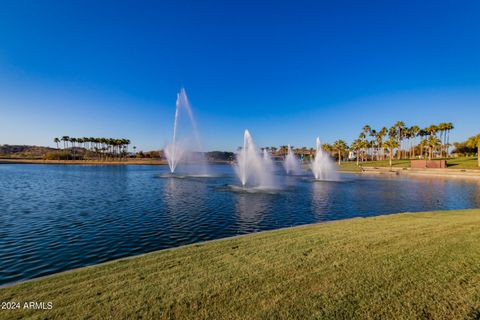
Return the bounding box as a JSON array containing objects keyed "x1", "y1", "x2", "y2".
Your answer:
[
  {"x1": 0, "y1": 158, "x2": 233, "y2": 165},
  {"x1": 340, "y1": 166, "x2": 480, "y2": 180},
  {"x1": 0, "y1": 159, "x2": 480, "y2": 179},
  {"x1": 0, "y1": 158, "x2": 169, "y2": 165},
  {"x1": 1, "y1": 208, "x2": 480, "y2": 319}
]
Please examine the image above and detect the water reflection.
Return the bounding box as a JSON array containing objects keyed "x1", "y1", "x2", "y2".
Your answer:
[
  {"x1": 0, "y1": 164, "x2": 479, "y2": 285},
  {"x1": 234, "y1": 193, "x2": 270, "y2": 233}
]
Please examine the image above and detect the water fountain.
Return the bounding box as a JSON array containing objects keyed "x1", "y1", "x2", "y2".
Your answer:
[
  {"x1": 311, "y1": 137, "x2": 338, "y2": 181},
  {"x1": 164, "y1": 88, "x2": 207, "y2": 175},
  {"x1": 234, "y1": 130, "x2": 276, "y2": 188},
  {"x1": 283, "y1": 144, "x2": 302, "y2": 175}
]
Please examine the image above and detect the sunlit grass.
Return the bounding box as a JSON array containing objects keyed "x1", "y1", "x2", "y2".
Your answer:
[
  {"x1": 1, "y1": 209, "x2": 480, "y2": 319},
  {"x1": 339, "y1": 157, "x2": 479, "y2": 172},
  {"x1": 447, "y1": 157, "x2": 479, "y2": 169}
]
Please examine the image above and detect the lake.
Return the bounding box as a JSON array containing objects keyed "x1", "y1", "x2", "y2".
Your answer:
[{"x1": 0, "y1": 164, "x2": 479, "y2": 285}]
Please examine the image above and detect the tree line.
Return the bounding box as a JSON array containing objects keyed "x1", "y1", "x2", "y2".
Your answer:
[
  {"x1": 261, "y1": 122, "x2": 456, "y2": 166},
  {"x1": 347, "y1": 121, "x2": 454, "y2": 166},
  {"x1": 52, "y1": 136, "x2": 131, "y2": 160}
]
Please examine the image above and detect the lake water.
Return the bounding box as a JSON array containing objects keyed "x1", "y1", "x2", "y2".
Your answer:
[{"x1": 0, "y1": 164, "x2": 479, "y2": 285}]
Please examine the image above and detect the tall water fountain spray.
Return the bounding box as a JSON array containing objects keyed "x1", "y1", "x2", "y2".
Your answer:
[
  {"x1": 311, "y1": 137, "x2": 338, "y2": 181},
  {"x1": 165, "y1": 88, "x2": 207, "y2": 175},
  {"x1": 283, "y1": 144, "x2": 302, "y2": 175},
  {"x1": 235, "y1": 130, "x2": 275, "y2": 188}
]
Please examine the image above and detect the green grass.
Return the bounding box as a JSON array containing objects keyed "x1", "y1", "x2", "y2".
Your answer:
[
  {"x1": 446, "y1": 157, "x2": 479, "y2": 169},
  {"x1": 339, "y1": 157, "x2": 479, "y2": 172},
  {"x1": 339, "y1": 159, "x2": 411, "y2": 172},
  {"x1": 2, "y1": 209, "x2": 480, "y2": 319}
]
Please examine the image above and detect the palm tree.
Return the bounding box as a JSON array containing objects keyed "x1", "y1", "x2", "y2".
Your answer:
[
  {"x1": 358, "y1": 132, "x2": 367, "y2": 162},
  {"x1": 323, "y1": 143, "x2": 334, "y2": 156},
  {"x1": 426, "y1": 135, "x2": 440, "y2": 160},
  {"x1": 403, "y1": 127, "x2": 411, "y2": 159},
  {"x1": 362, "y1": 125, "x2": 371, "y2": 159},
  {"x1": 350, "y1": 139, "x2": 362, "y2": 166},
  {"x1": 61, "y1": 136, "x2": 70, "y2": 150},
  {"x1": 384, "y1": 136, "x2": 399, "y2": 167},
  {"x1": 70, "y1": 137, "x2": 78, "y2": 159},
  {"x1": 279, "y1": 145, "x2": 288, "y2": 157},
  {"x1": 438, "y1": 122, "x2": 447, "y2": 157},
  {"x1": 445, "y1": 122, "x2": 454, "y2": 157},
  {"x1": 394, "y1": 121, "x2": 405, "y2": 159},
  {"x1": 426, "y1": 125, "x2": 439, "y2": 158},
  {"x1": 419, "y1": 139, "x2": 428, "y2": 159},
  {"x1": 418, "y1": 129, "x2": 427, "y2": 158},
  {"x1": 369, "y1": 129, "x2": 377, "y2": 161},
  {"x1": 410, "y1": 125, "x2": 420, "y2": 159},
  {"x1": 466, "y1": 134, "x2": 480, "y2": 167},
  {"x1": 333, "y1": 140, "x2": 348, "y2": 165},
  {"x1": 376, "y1": 127, "x2": 387, "y2": 160},
  {"x1": 54, "y1": 137, "x2": 60, "y2": 150}
]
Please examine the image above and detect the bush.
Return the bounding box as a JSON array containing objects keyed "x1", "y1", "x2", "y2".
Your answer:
[{"x1": 43, "y1": 151, "x2": 84, "y2": 160}]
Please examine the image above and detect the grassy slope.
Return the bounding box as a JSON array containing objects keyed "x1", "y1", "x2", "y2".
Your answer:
[
  {"x1": 447, "y1": 157, "x2": 479, "y2": 169},
  {"x1": 1, "y1": 209, "x2": 480, "y2": 319},
  {"x1": 339, "y1": 159, "x2": 410, "y2": 172},
  {"x1": 339, "y1": 157, "x2": 479, "y2": 172}
]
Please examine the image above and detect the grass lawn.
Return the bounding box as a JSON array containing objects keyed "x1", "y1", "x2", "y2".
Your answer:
[
  {"x1": 446, "y1": 157, "x2": 479, "y2": 169},
  {"x1": 339, "y1": 157, "x2": 479, "y2": 172},
  {"x1": 1, "y1": 209, "x2": 480, "y2": 319},
  {"x1": 338, "y1": 159, "x2": 411, "y2": 172}
]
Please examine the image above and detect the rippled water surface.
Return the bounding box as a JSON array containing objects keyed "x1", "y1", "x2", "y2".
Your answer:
[{"x1": 1, "y1": 164, "x2": 479, "y2": 285}]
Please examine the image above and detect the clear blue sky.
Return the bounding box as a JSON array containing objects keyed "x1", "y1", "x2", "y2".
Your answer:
[{"x1": 0, "y1": 0, "x2": 479, "y2": 151}]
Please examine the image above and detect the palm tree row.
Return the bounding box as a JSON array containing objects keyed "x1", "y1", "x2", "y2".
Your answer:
[
  {"x1": 53, "y1": 136, "x2": 131, "y2": 160},
  {"x1": 350, "y1": 122, "x2": 454, "y2": 163},
  {"x1": 260, "y1": 122, "x2": 454, "y2": 166}
]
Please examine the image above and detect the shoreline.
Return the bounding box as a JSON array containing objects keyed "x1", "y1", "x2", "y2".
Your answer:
[
  {"x1": 352, "y1": 166, "x2": 480, "y2": 179},
  {"x1": 0, "y1": 159, "x2": 233, "y2": 166},
  {"x1": 0, "y1": 158, "x2": 168, "y2": 165},
  {"x1": 1, "y1": 208, "x2": 480, "y2": 319},
  {"x1": 0, "y1": 207, "x2": 476, "y2": 290},
  {"x1": 2, "y1": 158, "x2": 480, "y2": 179},
  {"x1": 1, "y1": 207, "x2": 478, "y2": 290}
]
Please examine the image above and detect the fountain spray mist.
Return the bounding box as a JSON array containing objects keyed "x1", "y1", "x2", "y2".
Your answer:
[
  {"x1": 165, "y1": 88, "x2": 207, "y2": 175},
  {"x1": 310, "y1": 137, "x2": 338, "y2": 181},
  {"x1": 283, "y1": 144, "x2": 302, "y2": 175},
  {"x1": 235, "y1": 130, "x2": 276, "y2": 188}
]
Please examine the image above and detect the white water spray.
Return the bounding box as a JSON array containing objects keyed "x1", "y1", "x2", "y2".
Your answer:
[
  {"x1": 311, "y1": 137, "x2": 338, "y2": 181},
  {"x1": 235, "y1": 130, "x2": 275, "y2": 188},
  {"x1": 165, "y1": 88, "x2": 207, "y2": 174},
  {"x1": 283, "y1": 144, "x2": 302, "y2": 175}
]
